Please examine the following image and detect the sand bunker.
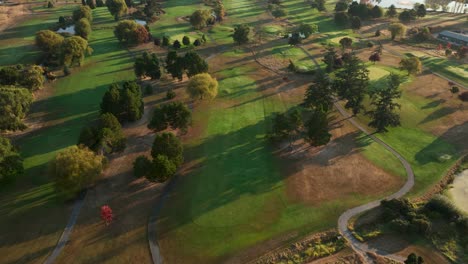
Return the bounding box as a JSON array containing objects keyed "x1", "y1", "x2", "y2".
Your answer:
[{"x1": 450, "y1": 169, "x2": 468, "y2": 213}]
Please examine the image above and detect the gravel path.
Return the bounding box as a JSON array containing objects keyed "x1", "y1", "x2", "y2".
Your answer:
[
  {"x1": 43, "y1": 191, "x2": 87, "y2": 264},
  {"x1": 298, "y1": 45, "x2": 415, "y2": 263}
]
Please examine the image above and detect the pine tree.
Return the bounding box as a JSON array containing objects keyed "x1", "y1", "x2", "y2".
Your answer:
[{"x1": 303, "y1": 71, "x2": 334, "y2": 112}]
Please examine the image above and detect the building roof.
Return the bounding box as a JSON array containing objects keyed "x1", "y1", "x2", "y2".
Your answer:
[{"x1": 438, "y1": 30, "x2": 468, "y2": 43}]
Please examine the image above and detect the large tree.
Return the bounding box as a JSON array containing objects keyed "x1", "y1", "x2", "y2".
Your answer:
[
  {"x1": 35, "y1": 30, "x2": 64, "y2": 56},
  {"x1": 78, "y1": 113, "x2": 126, "y2": 153},
  {"x1": 268, "y1": 109, "x2": 302, "y2": 143},
  {"x1": 367, "y1": 73, "x2": 402, "y2": 132},
  {"x1": 416, "y1": 4, "x2": 426, "y2": 17},
  {"x1": 61, "y1": 36, "x2": 91, "y2": 66},
  {"x1": 73, "y1": 5, "x2": 93, "y2": 22},
  {"x1": 332, "y1": 55, "x2": 369, "y2": 115},
  {"x1": 233, "y1": 24, "x2": 250, "y2": 45},
  {"x1": 322, "y1": 46, "x2": 342, "y2": 72},
  {"x1": 148, "y1": 101, "x2": 192, "y2": 133},
  {"x1": 303, "y1": 71, "x2": 334, "y2": 112},
  {"x1": 114, "y1": 20, "x2": 149, "y2": 45},
  {"x1": 399, "y1": 56, "x2": 422, "y2": 75},
  {"x1": 100, "y1": 81, "x2": 144, "y2": 122},
  {"x1": 151, "y1": 132, "x2": 183, "y2": 167},
  {"x1": 186, "y1": 73, "x2": 218, "y2": 100},
  {"x1": 0, "y1": 65, "x2": 45, "y2": 90},
  {"x1": 404, "y1": 253, "x2": 424, "y2": 264},
  {"x1": 388, "y1": 23, "x2": 406, "y2": 40},
  {"x1": 51, "y1": 145, "x2": 105, "y2": 199},
  {"x1": 305, "y1": 110, "x2": 331, "y2": 147},
  {"x1": 184, "y1": 51, "x2": 208, "y2": 77},
  {"x1": 75, "y1": 18, "x2": 92, "y2": 39},
  {"x1": 134, "y1": 52, "x2": 161, "y2": 79},
  {"x1": 165, "y1": 51, "x2": 185, "y2": 81},
  {"x1": 0, "y1": 87, "x2": 33, "y2": 131},
  {"x1": 0, "y1": 136, "x2": 24, "y2": 185},
  {"x1": 370, "y1": 5, "x2": 383, "y2": 18},
  {"x1": 106, "y1": 0, "x2": 128, "y2": 20},
  {"x1": 386, "y1": 4, "x2": 398, "y2": 17},
  {"x1": 189, "y1": 9, "x2": 212, "y2": 29},
  {"x1": 339, "y1": 37, "x2": 353, "y2": 49},
  {"x1": 298, "y1": 23, "x2": 319, "y2": 38}
]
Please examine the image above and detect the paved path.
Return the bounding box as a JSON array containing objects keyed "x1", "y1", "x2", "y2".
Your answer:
[
  {"x1": 43, "y1": 191, "x2": 87, "y2": 264},
  {"x1": 298, "y1": 45, "x2": 415, "y2": 263}
]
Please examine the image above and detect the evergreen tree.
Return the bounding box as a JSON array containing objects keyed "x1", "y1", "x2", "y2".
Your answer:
[
  {"x1": 233, "y1": 24, "x2": 250, "y2": 45},
  {"x1": 151, "y1": 132, "x2": 183, "y2": 167},
  {"x1": 416, "y1": 4, "x2": 426, "y2": 17},
  {"x1": 332, "y1": 55, "x2": 369, "y2": 115},
  {"x1": 100, "y1": 84, "x2": 122, "y2": 117},
  {"x1": 322, "y1": 46, "x2": 342, "y2": 72},
  {"x1": 305, "y1": 110, "x2": 331, "y2": 146},
  {"x1": 304, "y1": 71, "x2": 334, "y2": 112},
  {"x1": 184, "y1": 52, "x2": 208, "y2": 77},
  {"x1": 134, "y1": 52, "x2": 161, "y2": 79},
  {"x1": 173, "y1": 40, "x2": 181, "y2": 49},
  {"x1": 182, "y1": 36, "x2": 191, "y2": 46},
  {"x1": 386, "y1": 4, "x2": 398, "y2": 18},
  {"x1": 367, "y1": 73, "x2": 402, "y2": 132}
]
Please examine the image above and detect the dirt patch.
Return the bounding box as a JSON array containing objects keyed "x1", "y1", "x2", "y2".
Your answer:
[
  {"x1": 0, "y1": 2, "x2": 32, "y2": 32},
  {"x1": 367, "y1": 235, "x2": 451, "y2": 264},
  {"x1": 283, "y1": 114, "x2": 404, "y2": 205},
  {"x1": 308, "y1": 248, "x2": 364, "y2": 264}
]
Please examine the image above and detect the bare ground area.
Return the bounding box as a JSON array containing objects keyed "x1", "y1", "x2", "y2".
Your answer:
[
  {"x1": 308, "y1": 248, "x2": 363, "y2": 264},
  {"x1": 0, "y1": 2, "x2": 31, "y2": 32},
  {"x1": 366, "y1": 235, "x2": 450, "y2": 264}
]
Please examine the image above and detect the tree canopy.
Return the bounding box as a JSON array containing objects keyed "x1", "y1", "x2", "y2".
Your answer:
[
  {"x1": 61, "y1": 36, "x2": 91, "y2": 66},
  {"x1": 0, "y1": 65, "x2": 45, "y2": 90},
  {"x1": 399, "y1": 57, "x2": 422, "y2": 75},
  {"x1": 51, "y1": 145, "x2": 105, "y2": 199},
  {"x1": 186, "y1": 73, "x2": 218, "y2": 100},
  {"x1": 73, "y1": 5, "x2": 93, "y2": 22},
  {"x1": 305, "y1": 110, "x2": 331, "y2": 146},
  {"x1": 0, "y1": 87, "x2": 33, "y2": 131},
  {"x1": 388, "y1": 23, "x2": 406, "y2": 40},
  {"x1": 100, "y1": 81, "x2": 144, "y2": 122},
  {"x1": 75, "y1": 18, "x2": 92, "y2": 39},
  {"x1": 332, "y1": 55, "x2": 369, "y2": 115},
  {"x1": 0, "y1": 136, "x2": 24, "y2": 186},
  {"x1": 148, "y1": 101, "x2": 192, "y2": 133},
  {"x1": 134, "y1": 52, "x2": 161, "y2": 79},
  {"x1": 106, "y1": 0, "x2": 128, "y2": 20},
  {"x1": 35, "y1": 30, "x2": 64, "y2": 56},
  {"x1": 189, "y1": 9, "x2": 212, "y2": 29},
  {"x1": 78, "y1": 113, "x2": 126, "y2": 153},
  {"x1": 184, "y1": 51, "x2": 209, "y2": 77},
  {"x1": 233, "y1": 24, "x2": 250, "y2": 45},
  {"x1": 114, "y1": 20, "x2": 149, "y2": 45},
  {"x1": 304, "y1": 71, "x2": 334, "y2": 112},
  {"x1": 367, "y1": 73, "x2": 402, "y2": 132}
]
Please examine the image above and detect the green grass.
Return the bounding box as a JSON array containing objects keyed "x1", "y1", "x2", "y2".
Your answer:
[
  {"x1": 0, "y1": 6, "x2": 135, "y2": 262},
  {"x1": 355, "y1": 66, "x2": 462, "y2": 196},
  {"x1": 420, "y1": 57, "x2": 468, "y2": 88},
  {"x1": 0, "y1": 5, "x2": 77, "y2": 66}
]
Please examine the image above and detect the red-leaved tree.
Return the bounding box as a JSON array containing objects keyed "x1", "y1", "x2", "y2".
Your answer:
[{"x1": 100, "y1": 205, "x2": 113, "y2": 226}]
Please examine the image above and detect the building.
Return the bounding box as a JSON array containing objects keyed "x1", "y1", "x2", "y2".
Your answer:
[{"x1": 437, "y1": 30, "x2": 468, "y2": 46}]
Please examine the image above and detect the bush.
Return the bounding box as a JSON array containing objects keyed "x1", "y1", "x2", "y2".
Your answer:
[
  {"x1": 459, "y1": 91, "x2": 468, "y2": 102},
  {"x1": 148, "y1": 101, "x2": 191, "y2": 133},
  {"x1": 114, "y1": 20, "x2": 149, "y2": 46},
  {"x1": 133, "y1": 155, "x2": 151, "y2": 178},
  {"x1": 193, "y1": 39, "x2": 201, "y2": 46},
  {"x1": 166, "y1": 89, "x2": 176, "y2": 100}
]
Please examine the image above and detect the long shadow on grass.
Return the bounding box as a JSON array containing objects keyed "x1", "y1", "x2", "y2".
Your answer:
[
  {"x1": 155, "y1": 115, "x2": 372, "y2": 237},
  {"x1": 415, "y1": 121, "x2": 467, "y2": 165}
]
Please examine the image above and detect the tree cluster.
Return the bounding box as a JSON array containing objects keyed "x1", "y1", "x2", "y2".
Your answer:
[
  {"x1": 0, "y1": 136, "x2": 24, "y2": 186},
  {"x1": 100, "y1": 81, "x2": 144, "y2": 122},
  {"x1": 51, "y1": 145, "x2": 105, "y2": 199},
  {"x1": 106, "y1": 0, "x2": 128, "y2": 20},
  {"x1": 165, "y1": 51, "x2": 209, "y2": 81},
  {"x1": 189, "y1": 9, "x2": 214, "y2": 29},
  {"x1": 0, "y1": 87, "x2": 33, "y2": 131},
  {"x1": 0, "y1": 64, "x2": 45, "y2": 90},
  {"x1": 78, "y1": 113, "x2": 126, "y2": 154},
  {"x1": 148, "y1": 101, "x2": 192, "y2": 133},
  {"x1": 134, "y1": 52, "x2": 161, "y2": 79},
  {"x1": 133, "y1": 132, "x2": 183, "y2": 182},
  {"x1": 114, "y1": 20, "x2": 150, "y2": 46}
]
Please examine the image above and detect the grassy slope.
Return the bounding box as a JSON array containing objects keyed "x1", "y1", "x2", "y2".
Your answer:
[
  {"x1": 420, "y1": 56, "x2": 467, "y2": 88},
  {"x1": 0, "y1": 6, "x2": 134, "y2": 264}
]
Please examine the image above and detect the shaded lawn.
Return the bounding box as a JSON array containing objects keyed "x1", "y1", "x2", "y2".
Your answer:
[
  {"x1": 0, "y1": 6, "x2": 135, "y2": 263},
  {"x1": 157, "y1": 63, "x2": 405, "y2": 263}
]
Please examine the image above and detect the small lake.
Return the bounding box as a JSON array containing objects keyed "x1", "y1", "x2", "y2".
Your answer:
[
  {"x1": 450, "y1": 169, "x2": 468, "y2": 213},
  {"x1": 135, "y1": 19, "x2": 147, "y2": 26},
  {"x1": 57, "y1": 25, "x2": 75, "y2": 34}
]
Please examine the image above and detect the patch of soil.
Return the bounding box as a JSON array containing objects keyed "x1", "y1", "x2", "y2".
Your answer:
[
  {"x1": 0, "y1": 2, "x2": 31, "y2": 32},
  {"x1": 308, "y1": 248, "x2": 364, "y2": 264},
  {"x1": 367, "y1": 235, "x2": 451, "y2": 264},
  {"x1": 283, "y1": 114, "x2": 404, "y2": 205}
]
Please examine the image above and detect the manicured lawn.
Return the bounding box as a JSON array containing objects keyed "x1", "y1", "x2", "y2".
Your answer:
[
  {"x1": 420, "y1": 57, "x2": 468, "y2": 87},
  {"x1": 354, "y1": 65, "x2": 461, "y2": 197},
  {"x1": 0, "y1": 6, "x2": 135, "y2": 263}
]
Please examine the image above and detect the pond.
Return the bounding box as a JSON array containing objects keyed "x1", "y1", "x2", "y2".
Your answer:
[
  {"x1": 450, "y1": 169, "x2": 468, "y2": 213},
  {"x1": 135, "y1": 19, "x2": 147, "y2": 26},
  {"x1": 57, "y1": 25, "x2": 75, "y2": 34}
]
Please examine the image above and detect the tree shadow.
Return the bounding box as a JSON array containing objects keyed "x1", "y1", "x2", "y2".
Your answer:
[{"x1": 419, "y1": 106, "x2": 457, "y2": 124}]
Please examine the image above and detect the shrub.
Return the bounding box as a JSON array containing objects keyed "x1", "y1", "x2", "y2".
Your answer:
[
  {"x1": 459, "y1": 91, "x2": 468, "y2": 102},
  {"x1": 166, "y1": 89, "x2": 176, "y2": 100},
  {"x1": 133, "y1": 155, "x2": 151, "y2": 178},
  {"x1": 193, "y1": 39, "x2": 201, "y2": 46}
]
